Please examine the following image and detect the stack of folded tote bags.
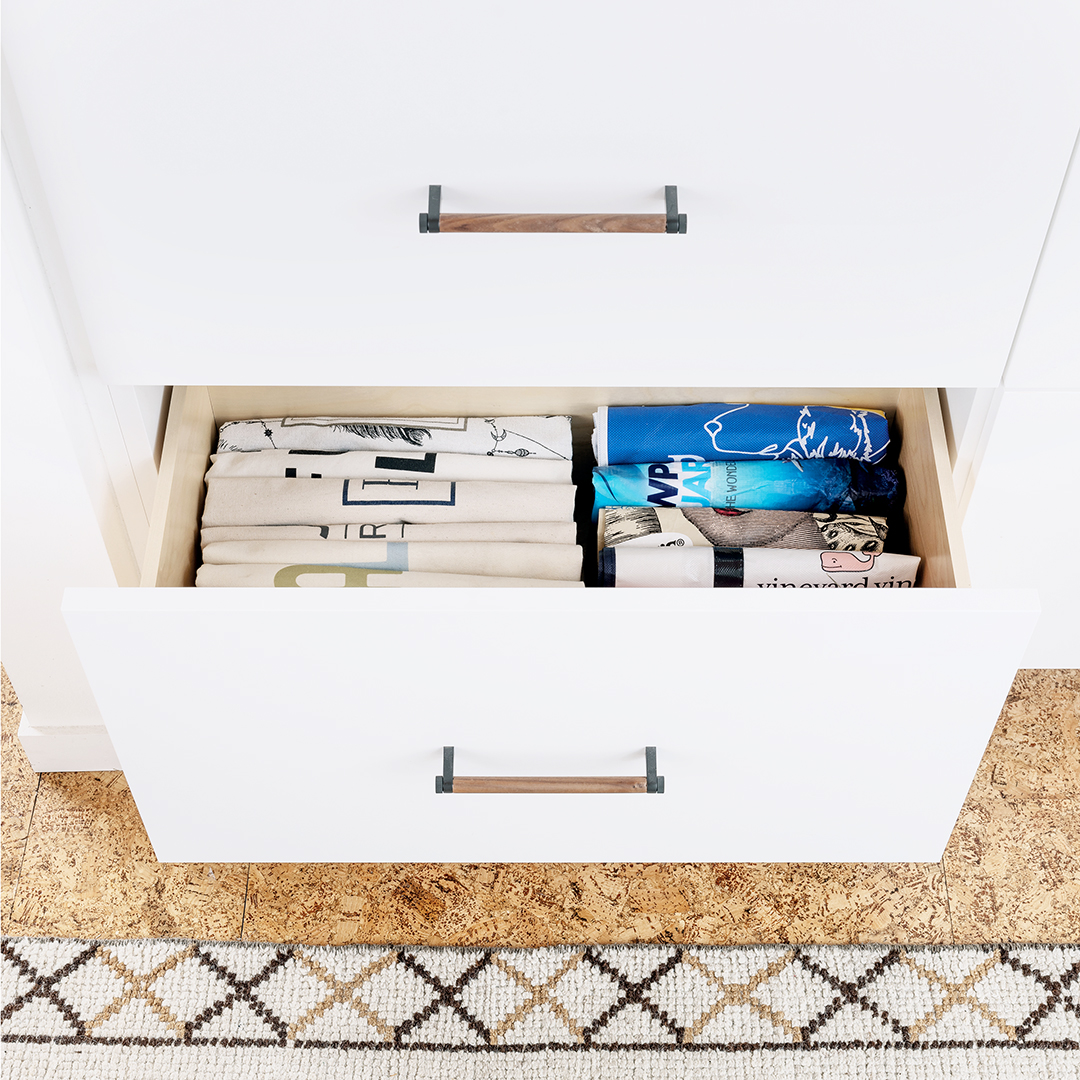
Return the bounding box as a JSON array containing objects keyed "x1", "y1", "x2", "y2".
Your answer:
[
  {"x1": 197, "y1": 415, "x2": 584, "y2": 587},
  {"x1": 591, "y1": 402, "x2": 922, "y2": 588}
]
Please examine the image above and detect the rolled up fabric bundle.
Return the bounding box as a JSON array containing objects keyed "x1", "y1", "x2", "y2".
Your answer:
[
  {"x1": 206, "y1": 449, "x2": 573, "y2": 484},
  {"x1": 200, "y1": 522, "x2": 579, "y2": 545},
  {"x1": 202, "y1": 541, "x2": 583, "y2": 581},
  {"x1": 599, "y1": 506, "x2": 887, "y2": 552},
  {"x1": 216, "y1": 415, "x2": 573, "y2": 460},
  {"x1": 597, "y1": 546, "x2": 920, "y2": 588},
  {"x1": 593, "y1": 403, "x2": 890, "y2": 466},
  {"x1": 592, "y1": 460, "x2": 903, "y2": 517},
  {"x1": 195, "y1": 564, "x2": 584, "y2": 588},
  {"x1": 202, "y1": 478, "x2": 577, "y2": 527}
]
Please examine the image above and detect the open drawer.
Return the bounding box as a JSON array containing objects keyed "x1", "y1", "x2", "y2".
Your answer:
[{"x1": 62, "y1": 387, "x2": 1039, "y2": 863}]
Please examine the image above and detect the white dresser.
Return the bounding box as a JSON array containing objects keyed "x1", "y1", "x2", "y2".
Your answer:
[{"x1": 4, "y1": 2, "x2": 1077, "y2": 862}]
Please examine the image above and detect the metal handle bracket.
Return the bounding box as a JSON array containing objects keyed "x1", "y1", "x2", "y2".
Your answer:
[
  {"x1": 434, "y1": 744, "x2": 454, "y2": 793},
  {"x1": 418, "y1": 184, "x2": 442, "y2": 233},
  {"x1": 665, "y1": 185, "x2": 687, "y2": 234}
]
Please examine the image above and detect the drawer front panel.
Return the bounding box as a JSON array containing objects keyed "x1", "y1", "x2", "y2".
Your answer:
[
  {"x1": 63, "y1": 588, "x2": 1038, "y2": 863},
  {"x1": 10, "y1": 4, "x2": 1079, "y2": 387},
  {"x1": 66, "y1": 381, "x2": 1031, "y2": 862}
]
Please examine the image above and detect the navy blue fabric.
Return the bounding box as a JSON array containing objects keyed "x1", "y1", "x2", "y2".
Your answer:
[{"x1": 592, "y1": 460, "x2": 904, "y2": 518}]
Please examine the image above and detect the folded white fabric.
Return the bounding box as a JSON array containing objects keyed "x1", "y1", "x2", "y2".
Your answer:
[
  {"x1": 202, "y1": 478, "x2": 577, "y2": 526},
  {"x1": 598, "y1": 545, "x2": 921, "y2": 588},
  {"x1": 201, "y1": 541, "x2": 583, "y2": 581},
  {"x1": 206, "y1": 449, "x2": 573, "y2": 484},
  {"x1": 216, "y1": 416, "x2": 573, "y2": 460},
  {"x1": 200, "y1": 522, "x2": 579, "y2": 545},
  {"x1": 195, "y1": 564, "x2": 584, "y2": 588}
]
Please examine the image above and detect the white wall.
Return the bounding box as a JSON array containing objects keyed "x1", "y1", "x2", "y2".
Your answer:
[
  {"x1": 1, "y1": 224, "x2": 121, "y2": 766},
  {"x1": 1, "y1": 119, "x2": 140, "y2": 767}
]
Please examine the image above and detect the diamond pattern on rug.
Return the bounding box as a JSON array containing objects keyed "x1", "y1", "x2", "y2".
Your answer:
[
  {"x1": 921, "y1": 1001, "x2": 1013, "y2": 1042},
  {"x1": 202, "y1": 943, "x2": 281, "y2": 983},
  {"x1": 353, "y1": 954, "x2": 436, "y2": 1028},
  {"x1": 695, "y1": 1002, "x2": 796, "y2": 1045},
  {"x1": 4, "y1": 939, "x2": 1080, "y2": 1052},
  {"x1": 644, "y1": 959, "x2": 721, "y2": 1029},
  {"x1": 3, "y1": 991, "x2": 79, "y2": 1040},
  {"x1": 863, "y1": 956, "x2": 949, "y2": 1027},
  {"x1": 456, "y1": 961, "x2": 531, "y2": 1032},
  {"x1": 682, "y1": 943, "x2": 794, "y2": 984},
  {"x1": 753, "y1": 955, "x2": 837, "y2": 1026},
  {"x1": 406, "y1": 948, "x2": 484, "y2": 987},
  {"x1": 49, "y1": 953, "x2": 130, "y2": 1024},
  {"x1": 805, "y1": 999, "x2": 903, "y2": 1045},
  {"x1": 499, "y1": 1000, "x2": 577, "y2": 1045},
  {"x1": 0, "y1": 963, "x2": 35, "y2": 1008},
  {"x1": 145, "y1": 951, "x2": 231, "y2": 1019},
  {"x1": 591, "y1": 945, "x2": 679, "y2": 984},
  {"x1": 799, "y1": 944, "x2": 894, "y2": 985},
  {"x1": 501, "y1": 945, "x2": 582, "y2": 983},
  {"x1": 589, "y1": 1001, "x2": 679, "y2": 1044},
  {"x1": 104, "y1": 939, "x2": 191, "y2": 976},
  {"x1": 401, "y1": 1005, "x2": 486, "y2": 1046},
  {"x1": 1010, "y1": 946, "x2": 1080, "y2": 980},
  {"x1": 485, "y1": 950, "x2": 590, "y2": 1042},
  {"x1": 296, "y1": 997, "x2": 383, "y2": 1044},
  {"x1": 498, "y1": 997, "x2": 574, "y2": 1041},
  {"x1": 92, "y1": 995, "x2": 183, "y2": 1041},
  {"x1": 550, "y1": 955, "x2": 622, "y2": 1028},
  {"x1": 251, "y1": 955, "x2": 333, "y2": 1028},
  {"x1": 312, "y1": 945, "x2": 392, "y2": 983},
  {"x1": 676, "y1": 947, "x2": 801, "y2": 1042},
  {"x1": 971, "y1": 957, "x2": 1054, "y2": 1025},
  {"x1": 901, "y1": 948, "x2": 1014, "y2": 1041},
  {"x1": 196, "y1": 997, "x2": 283, "y2": 1041},
  {"x1": 1031, "y1": 997, "x2": 1080, "y2": 1042}
]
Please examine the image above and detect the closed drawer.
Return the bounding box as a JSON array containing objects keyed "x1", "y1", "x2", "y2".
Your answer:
[{"x1": 63, "y1": 386, "x2": 1039, "y2": 863}]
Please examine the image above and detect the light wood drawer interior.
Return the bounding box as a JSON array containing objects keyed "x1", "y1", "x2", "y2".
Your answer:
[{"x1": 143, "y1": 387, "x2": 968, "y2": 590}]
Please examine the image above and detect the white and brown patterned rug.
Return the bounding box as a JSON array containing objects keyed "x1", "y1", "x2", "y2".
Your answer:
[{"x1": 3, "y1": 937, "x2": 1079, "y2": 1078}]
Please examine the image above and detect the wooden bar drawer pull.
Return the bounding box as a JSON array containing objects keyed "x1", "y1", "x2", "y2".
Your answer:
[
  {"x1": 419, "y1": 186, "x2": 687, "y2": 235},
  {"x1": 435, "y1": 747, "x2": 665, "y2": 794}
]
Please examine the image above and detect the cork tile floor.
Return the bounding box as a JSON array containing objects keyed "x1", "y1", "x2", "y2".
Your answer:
[{"x1": 1, "y1": 667, "x2": 1077, "y2": 946}]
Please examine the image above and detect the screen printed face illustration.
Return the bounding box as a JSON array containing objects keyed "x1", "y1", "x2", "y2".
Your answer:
[{"x1": 702, "y1": 404, "x2": 884, "y2": 461}]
